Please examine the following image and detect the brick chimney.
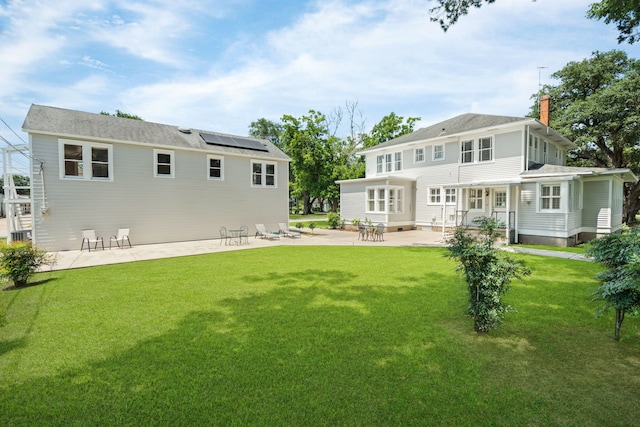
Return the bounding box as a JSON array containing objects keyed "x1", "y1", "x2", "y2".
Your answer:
[{"x1": 540, "y1": 95, "x2": 550, "y2": 126}]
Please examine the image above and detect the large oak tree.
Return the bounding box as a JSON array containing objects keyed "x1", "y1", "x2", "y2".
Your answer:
[{"x1": 533, "y1": 50, "x2": 640, "y2": 223}]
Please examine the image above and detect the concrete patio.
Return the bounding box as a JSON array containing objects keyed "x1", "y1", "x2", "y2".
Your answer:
[{"x1": 44, "y1": 228, "x2": 450, "y2": 271}]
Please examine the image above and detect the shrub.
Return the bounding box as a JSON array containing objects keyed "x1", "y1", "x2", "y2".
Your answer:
[
  {"x1": 308, "y1": 222, "x2": 317, "y2": 234},
  {"x1": 447, "y1": 217, "x2": 530, "y2": 333},
  {"x1": 0, "y1": 242, "x2": 54, "y2": 288},
  {"x1": 327, "y1": 212, "x2": 341, "y2": 229}
]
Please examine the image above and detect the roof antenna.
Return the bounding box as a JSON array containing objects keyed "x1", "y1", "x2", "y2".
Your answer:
[{"x1": 537, "y1": 66, "x2": 547, "y2": 109}]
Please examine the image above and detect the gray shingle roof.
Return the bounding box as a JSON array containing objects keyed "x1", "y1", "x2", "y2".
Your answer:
[
  {"x1": 521, "y1": 164, "x2": 635, "y2": 179},
  {"x1": 22, "y1": 104, "x2": 289, "y2": 161},
  {"x1": 361, "y1": 113, "x2": 530, "y2": 152}
]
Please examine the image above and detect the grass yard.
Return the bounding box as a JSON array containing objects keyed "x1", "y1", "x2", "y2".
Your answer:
[{"x1": 1, "y1": 246, "x2": 639, "y2": 425}]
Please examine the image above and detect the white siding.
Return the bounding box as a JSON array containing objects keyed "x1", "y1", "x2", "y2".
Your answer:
[{"x1": 31, "y1": 135, "x2": 289, "y2": 251}]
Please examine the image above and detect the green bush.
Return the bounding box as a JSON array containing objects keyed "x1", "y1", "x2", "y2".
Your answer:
[
  {"x1": 327, "y1": 212, "x2": 341, "y2": 229},
  {"x1": 0, "y1": 242, "x2": 54, "y2": 288},
  {"x1": 308, "y1": 222, "x2": 316, "y2": 234}
]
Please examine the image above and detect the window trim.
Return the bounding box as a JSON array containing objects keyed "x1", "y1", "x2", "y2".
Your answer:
[
  {"x1": 468, "y1": 188, "x2": 484, "y2": 211},
  {"x1": 538, "y1": 183, "x2": 562, "y2": 212},
  {"x1": 461, "y1": 139, "x2": 474, "y2": 164},
  {"x1": 427, "y1": 187, "x2": 456, "y2": 205},
  {"x1": 154, "y1": 149, "x2": 175, "y2": 178},
  {"x1": 376, "y1": 151, "x2": 403, "y2": 174},
  {"x1": 207, "y1": 155, "x2": 224, "y2": 181},
  {"x1": 478, "y1": 136, "x2": 493, "y2": 162},
  {"x1": 251, "y1": 160, "x2": 277, "y2": 188},
  {"x1": 366, "y1": 185, "x2": 404, "y2": 213},
  {"x1": 415, "y1": 147, "x2": 425, "y2": 163},
  {"x1": 433, "y1": 144, "x2": 445, "y2": 161},
  {"x1": 59, "y1": 139, "x2": 114, "y2": 181}
]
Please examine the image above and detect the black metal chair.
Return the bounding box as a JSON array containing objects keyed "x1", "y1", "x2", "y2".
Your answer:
[{"x1": 219, "y1": 226, "x2": 228, "y2": 246}]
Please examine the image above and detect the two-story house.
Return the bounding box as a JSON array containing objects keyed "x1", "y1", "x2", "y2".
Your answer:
[
  {"x1": 338, "y1": 102, "x2": 636, "y2": 246},
  {"x1": 18, "y1": 104, "x2": 290, "y2": 251}
]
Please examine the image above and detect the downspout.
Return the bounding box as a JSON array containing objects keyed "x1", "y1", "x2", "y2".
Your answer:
[
  {"x1": 524, "y1": 126, "x2": 529, "y2": 171},
  {"x1": 515, "y1": 184, "x2": 520, "y2": 244}
]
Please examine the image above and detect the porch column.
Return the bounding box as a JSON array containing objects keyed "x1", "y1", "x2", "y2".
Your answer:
[{"x1": 505, "y1": 184, "x2": 510, "y2": 245}]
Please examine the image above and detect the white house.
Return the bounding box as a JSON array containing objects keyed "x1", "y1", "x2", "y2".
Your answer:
[
  {"x1": 338, "y1": 102, "x2": 636, "y2": 246},
  {"x1": 19, "y1": 104, "x2": 290, "y2": 251}
]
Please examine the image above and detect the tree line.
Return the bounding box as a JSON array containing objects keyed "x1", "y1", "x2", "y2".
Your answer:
[{"x1": 248, "y1": 104, "x2": 419, "y2": 214}]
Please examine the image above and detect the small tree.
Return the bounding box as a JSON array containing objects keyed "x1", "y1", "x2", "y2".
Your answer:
[
  {"x1": 586, "y1": 227, "x2": 640, "y2": 340},
  {"x1": 0, "y1": 242, "x2": 54, "y2": 288},
  {"x1": 447, "y1": 217, "x2": 530, "y2": 333}
]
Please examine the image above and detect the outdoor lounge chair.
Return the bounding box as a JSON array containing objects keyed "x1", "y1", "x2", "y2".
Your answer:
[
  {"x1": 255, "y1": 224, "x2": 279, "y2": 240},
  {"x1": 109, "y1": 228, "x2": 132, "y2": 249},
  {"x1": 81, "y1": 229, "x2": 104, "y2": 251},
  {"x1": 278, "y1": 223, "x2": 301, "y2": 238}
]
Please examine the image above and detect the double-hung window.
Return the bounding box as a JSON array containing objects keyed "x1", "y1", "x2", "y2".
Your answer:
[
  {"x1": 433, "y1": 144, "x2": 444, "y2": 161},
  {"x1": 428, "y1": 188, "x2": 456, "y2": 205},
  {"x1": 154, "y1": 149, "x2": 174, "y2": 178},
  {"x1": 366, "y1": 186, "x2": 403, "y2": 213},
  {"x1": 494, "y1": 191, "x2": 507, "y2": 209},
  {"x1": 252, "y1": 161, "x2": 276, "y2": 187},
  {"x1": 478, "y1": 137, "x2": 493, "y2": 162},
  {"x1": 469, "y1": 189, "x2": 484, "y2": 210},
  {"x1": 415, "y1": 147, "x2": 425, "y2": 163},
  {"x1": 60, "y1": 140, "x2": 113, "y2": 181},
  {"x1": 540, "y1": 184, "x2": 561, "y2": 210},
  {"x1": 207, "y1": 155, "x2": 224, "y2": 180},
  {"x1": 429, "y1": 188, "x2": 441, "y2": 204},
  {"x1": 376, "y1": 152, "x2": 402, "y2": 174},
  {"x1": 461, "y1": 140, "x2": 474, "y2": 164}
]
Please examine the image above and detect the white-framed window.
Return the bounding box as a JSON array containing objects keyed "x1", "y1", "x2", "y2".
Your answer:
[
  {"x1": 469, "y1": 189, "x2": 484, "y2": 210},
  {"x1": 154, "y1": 149, "x2": 174, "y2": 178},
  {"x1": 543, "y1": 141, "x2": 548, "y2": 163},
  {"x1": 429, "y1": 188, "x2": 441, "y2": 204},
  {"x1": 59, "y1": 139, "x2": 113, "y2": 181},
  {"x1": 252, "y1": 161, "x2": 276, "y2": 187},
  {"x1": 388, "y1": 188, "x2": 404, "y2": 213},
  {"x1": 540, "y1": 184, "x2": 561, "y2": 210},
  {"x1": 529, "y1": 134, "x2": 539, "y2": 163},
  {"x1": 478, "y1": 137, "x2": 493, "y2": 162},
  {"x1": 494, "y1": 191, "x2": 507, "y2": 209},
  {"x1": 433, "y1": 144, "x2": 444, "y2": 161},
  {"x1": 376, "y1": 152, "x2": 403, "y2": 174},
  {"x1": 366, "y1": 186, "x2": 403, "y2": 213},
  {"x1": 207, "y1": 155, "x2": 224, "y2": 180},
  {"x1": 415, "y1": 147, "x2": 425, "y2": 163},
  {"x1": 428, "y1": 188, "x2": 456, "y2": 205},
  {"x1": 461, "y1": 140, "x2": 474, "y2": 164},
  {"x1": 445, "y1": 188, "x2": 456, "y2": 204},
  {"x1": 385, "y1": 154, "x2": 393, "y2": 172}
]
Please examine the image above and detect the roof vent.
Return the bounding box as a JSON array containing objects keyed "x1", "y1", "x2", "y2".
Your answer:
[
  {"x1": 439, "y1": 128, "x2": 446, "y2": 136},
  {"x1": 178, "y1": 127, "x2": 192, "y2": 134}
]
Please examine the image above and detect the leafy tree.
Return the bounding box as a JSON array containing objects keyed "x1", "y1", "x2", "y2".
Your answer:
[
  {"x1": 588, "y1": 0, "x2": 640, "y2": 44},
  {"x1": 100, "y1": 110, "x2": 143, "y2": 120},
  {"x1": 530, "y1": 50, "x2": 640, "y2": 223},
  {"x1": 281, "y1": 111, "x2": 338, "y2": 214},
  {"x1": 363, "y1": 112, "x2": 420, "y2": 149},
  {"x1": 447, "y1": 217, "x2": 530, "y2": 333},
  {"x1": 430, "y1": 0, "x2": 640, "y2": 44},
  {"x1": 248, "y1": 118, "x2": 284, "y2": 150},
  {"x1": 586, "y1": 226, "x2": 640, "y2": 340}
]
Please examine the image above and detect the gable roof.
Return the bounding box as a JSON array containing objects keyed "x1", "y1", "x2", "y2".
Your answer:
[
  {"x1": 360, "y1": 113, "x2": 574, "y2": 153},
  {"x1": 22, "y1": 104, "x2": 289, "y2": 161}
]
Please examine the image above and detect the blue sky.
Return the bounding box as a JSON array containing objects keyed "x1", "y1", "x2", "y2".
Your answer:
[{"x1": 1, "y1": 0, "x2": 639, "y2": 175}]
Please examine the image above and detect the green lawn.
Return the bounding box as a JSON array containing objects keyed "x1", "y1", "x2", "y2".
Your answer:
[{"x1": 1, "y1": 247, "x2": 638, "y2": 425}]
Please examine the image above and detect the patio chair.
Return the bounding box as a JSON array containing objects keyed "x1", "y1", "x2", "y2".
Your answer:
[
  {"x1": 219, "y1": 226, "x2": 229, "y2": 246},
  {"x1": 278, "y1": 223, "x2": 301, "y2": 238},
  {"x1": 358, "y1": 224, "x2": 367, "y2": 241},
  {"x1": 255, "y1": 223, "x2": 279, "y2": 240},
  {"x1": 374, "y1": 223, "x2": 385, "y2": 242},
  {"x1": 109, "y1": 228, "x2": 132, "y2": 249},
  {"x1": 81, "y1": 229, "x2": 104, "y2": 251},
  {"x1": 240, "y1": 225, "x2": 249, "y2": 244}
]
